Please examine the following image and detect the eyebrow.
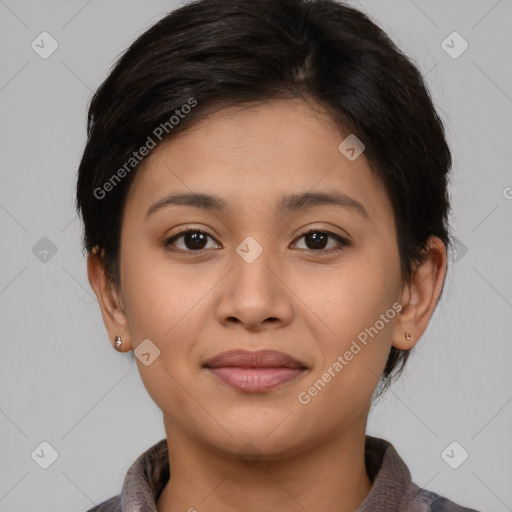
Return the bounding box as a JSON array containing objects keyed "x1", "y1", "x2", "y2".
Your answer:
[{"x1": 146, "y1": 190, "x2": 369, "y2": 220}]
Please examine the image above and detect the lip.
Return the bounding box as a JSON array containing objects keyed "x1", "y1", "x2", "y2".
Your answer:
[{"x1": 203, "y1": 349, "x2": 308, "y2": 392}]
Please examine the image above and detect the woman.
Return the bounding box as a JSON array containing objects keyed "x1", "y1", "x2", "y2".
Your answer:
[{"x1": 76, "y1": 0, "x2": 480, "y2": 510}]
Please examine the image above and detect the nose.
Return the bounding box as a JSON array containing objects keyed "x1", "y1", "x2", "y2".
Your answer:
[{"x1": 215, "y1": 245, "x2": 294, "y2": 332}]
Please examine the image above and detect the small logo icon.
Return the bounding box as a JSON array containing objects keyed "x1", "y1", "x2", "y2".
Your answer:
[
  {"x1": 441, "y1": 31, "x2": 468, "y2": 59},
  {"x1": 31, "y1": 441, "x2": 59, "y2": 469},
  {"x1": 441, "y1": 441, "x2": 469, "y2": 469},
  {"x1": 31, "y1": 31, "x2": 59, "y2": 59},
  {"x1": 503, "y1": 186, "x2": 512, "y2": 200},
  {"x1": 134, "y1": 338, "x2": 161, "y2": 366},
  {"x1": 236, "y1": 236, "x2": 263, "y2": 264},
  {"x1": 450, "y1": 237, "x2": 468, "y2": 263},
  {"x1": 32, "y1": 237, "x2": 58, "y2": 263},
  {"x1": 338, "y1": 134, "x2": 365, "y2": 161}
]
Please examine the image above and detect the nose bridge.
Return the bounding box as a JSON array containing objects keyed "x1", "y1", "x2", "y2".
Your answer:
[
  {"x1": 215, "y1": 232, "x2": 293, "y2": 328},
  {"x1": 232, "y1": 232, "x2": 279, "y2": 297}
]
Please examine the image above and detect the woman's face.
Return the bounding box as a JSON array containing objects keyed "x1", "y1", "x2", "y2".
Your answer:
[{"x1": 96, "y1": 98, "x2": 418, "y2": 458}]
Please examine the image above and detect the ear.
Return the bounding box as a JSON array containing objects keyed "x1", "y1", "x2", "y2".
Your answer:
[
  {"x1": 392, "y1": 236, "x2": 448, "y2": 350},
  {"x1": 87, "y1": 247, "x2": 132, "y2": 351}
]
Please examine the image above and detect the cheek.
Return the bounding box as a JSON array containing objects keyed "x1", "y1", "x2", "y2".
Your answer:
[
  {"x1": 296, "y1": 253, "x2": 399, "y2": 393},
  {"x1": 120, "y1": 243, "x2": 215, "y2": 373},
  {"x1": 296, "y1": 248, "x2": 399, "y2": 339},
  {"x1": 119, "y1": 250, "x2": 209, "y2": 423},
  {"x1": 294, "y1": 294, "x2": 396, "y2": 436},
  {"x1": 120, "y1": 241, "x2": 199, "y2": 341}
]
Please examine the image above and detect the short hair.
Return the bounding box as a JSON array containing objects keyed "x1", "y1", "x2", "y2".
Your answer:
[{"x1": 76, "y1": 0, "x2": 453, "y2": 395}]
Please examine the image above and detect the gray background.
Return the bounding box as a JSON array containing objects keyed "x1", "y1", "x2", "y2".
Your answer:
[{"x1": 0, "y1": 0, "x2": 511, "y2": 510}]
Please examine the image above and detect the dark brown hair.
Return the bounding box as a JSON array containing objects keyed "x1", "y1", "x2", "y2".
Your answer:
[{"x1": 76, "y1": 0, "x2": 453, "y2": 395}]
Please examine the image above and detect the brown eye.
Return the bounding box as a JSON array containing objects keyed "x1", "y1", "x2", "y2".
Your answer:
[
  {"x1": 163, "y1": 228, "x2": 219, "y2": 252},
  {"x1": 293, "y1": 229, "x2": 349, "y2": 253}
]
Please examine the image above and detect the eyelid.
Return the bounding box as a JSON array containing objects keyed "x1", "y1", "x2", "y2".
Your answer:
[{"x1": 294, "y1": 225, "x2": 350, "y2": 243}]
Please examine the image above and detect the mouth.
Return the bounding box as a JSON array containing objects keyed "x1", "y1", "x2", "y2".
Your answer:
[{"x1": 203, "y1": 349, "x2": 308, "y2": 392}]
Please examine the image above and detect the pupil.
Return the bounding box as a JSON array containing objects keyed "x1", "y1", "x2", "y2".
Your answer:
[
  {"x1": 186, "y1": 232, "x2": 206, "y2": 250},
  {"x1": 307, "y1": 232, "x2": 326, "y2": 249}
]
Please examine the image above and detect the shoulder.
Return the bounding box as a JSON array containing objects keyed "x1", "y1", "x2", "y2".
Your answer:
[
  {"x1": 83, "y1": 438, "x2": 169, "y2": 512},
  {"x1": 85, "y1": 494, "x2": 121, "y2": 512},
  {"x1": 362, "y1": 436, "x2": 481, "y2": 512}
]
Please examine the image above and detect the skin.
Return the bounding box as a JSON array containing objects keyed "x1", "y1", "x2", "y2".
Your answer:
[{"x1": 88, "y1": 97, "x2": 447, "y2": 512}]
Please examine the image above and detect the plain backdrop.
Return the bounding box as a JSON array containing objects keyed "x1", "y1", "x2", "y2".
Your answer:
[{"x1": 0, "y1": 0, "x2": 511, "y2": 510}]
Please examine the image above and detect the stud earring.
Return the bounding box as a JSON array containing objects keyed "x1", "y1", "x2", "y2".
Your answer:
[
  {"x1": 114, "y1": 336, "x2": 122, "y2": 351},
  {"x1": 404, "y1": 332, "x2": 413, "y2": 340}
]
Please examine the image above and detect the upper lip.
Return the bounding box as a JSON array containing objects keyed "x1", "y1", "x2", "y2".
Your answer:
[{"x1": 203, "y1": 349, "x2": 307, "y2": 369}]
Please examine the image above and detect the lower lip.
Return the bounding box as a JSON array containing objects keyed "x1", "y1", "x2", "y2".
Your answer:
[{"x1": 206, "y1": 367, "x2": 306, "y2": 392}]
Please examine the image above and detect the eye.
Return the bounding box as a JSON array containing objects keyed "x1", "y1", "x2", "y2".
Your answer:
[
  {"x1": 163, "y1": 227, "x2": 220, "y2": 252},
  {"x1": 163, "y1": 227, "x2": 349, "y2": 254},
  {"x1": 292, "y1": 229, "x2": 349, "y2": 253}
]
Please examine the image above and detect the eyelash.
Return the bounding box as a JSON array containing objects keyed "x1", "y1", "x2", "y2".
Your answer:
[{"x1": 162, "y1": 227, "x2": 349, "y2": 255}]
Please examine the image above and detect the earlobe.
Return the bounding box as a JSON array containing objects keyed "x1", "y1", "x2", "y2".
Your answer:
[
  {"x1": 87, "y1": 248, "x2": 131, "y2": 351},
  {"x1": 395, "y1": 330, "x2": 415, "y2": 350},
  {"x1": 391, "y1": 236, "x2": 447, "y2": 351}
]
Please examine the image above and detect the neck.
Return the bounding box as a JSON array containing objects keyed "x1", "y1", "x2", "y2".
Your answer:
[{"x1": 157, "y1": 415, "x2": 373, "y2": 512}]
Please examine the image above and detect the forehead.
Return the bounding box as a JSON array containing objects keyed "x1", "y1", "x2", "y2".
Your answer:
[{"x1": 125, "y1": 98, "x2": 392, "y2": 224}]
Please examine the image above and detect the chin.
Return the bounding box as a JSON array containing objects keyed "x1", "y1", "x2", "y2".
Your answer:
[{"x1": 200, "y1": 413, "x2": 314, "y2": 460}]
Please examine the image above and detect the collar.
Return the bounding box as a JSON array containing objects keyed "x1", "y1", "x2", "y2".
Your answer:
[{"x1": 91, "y1": 435, "x2": 477, "y2": 512}]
